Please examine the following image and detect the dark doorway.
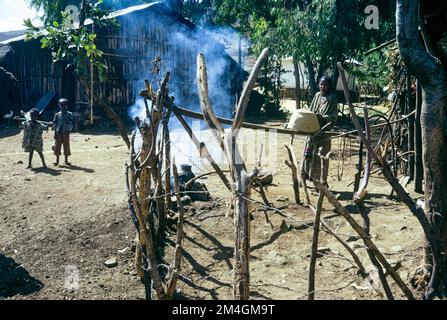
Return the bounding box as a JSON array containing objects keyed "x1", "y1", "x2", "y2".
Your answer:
[{"x1": 62, "y1": 64, "x2": 76, "y2": 110}]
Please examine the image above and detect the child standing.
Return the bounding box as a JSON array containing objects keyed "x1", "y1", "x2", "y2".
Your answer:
[
  {"x1": 53, "y1": 98, "x2": 74, "y2": 166},
  {"x1": 21, "y1": 109, "x2": 51, "y2": 169}
]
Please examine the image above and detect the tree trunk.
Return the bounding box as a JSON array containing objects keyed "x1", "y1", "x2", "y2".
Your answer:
[
  {"x1": 414, "y1": 80, "x2": 423, "y2": 193},
  {"x1": 332, "y1": 60, "x2": 339, "y2": 94},
  {"x1": 406, "y1": 76, "x2": 415, "y2": 181},
  {"x1": 293, "y1": 58, "x2": 301, "y2": 109},
  {"x1": 397, "y1": 0, "x2": 447, "y2": 299},
  {"x1": 275, "y1": 59, "x2": 282, "y2": 110},
  {"x1": 305, "y1": 54, "x2": 317, "y2": 97}
]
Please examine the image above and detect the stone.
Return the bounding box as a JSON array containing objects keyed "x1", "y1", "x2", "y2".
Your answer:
[
  {"x1": 388, "y1": 259, "x2": 402, "y2": 269},
  {"x1": 280, "y1": 220, "x2": 291, "y2": 233},
  {"x1": 345, "y1": 235, "x2": 359, "y2": 242},
  {"x1": 317, "y1": 247, "x2": 331, "y2": 257},
  {"x1": 390, "y1": 245, "x2": 403, "y2": 253},
  {"x1": 266, "y1": 251, "x2": 287, "y2": 266},
  {"x1": 399, "y1": 271, "x2": 409, "y2": 281},
  {"x1": 276, "y1": 196, "x2": 289, "y2": 203},
  {"x1": 104, "y1": 257, "x2": 118, "y2": 268},
  {"x1": 118, "y1": 247, "x2": 129, "y2": 254}
]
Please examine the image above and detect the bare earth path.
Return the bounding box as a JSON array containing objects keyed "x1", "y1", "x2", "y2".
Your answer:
[{"x1": 0, "y1": 123, "x2": 426, "y2": 300}]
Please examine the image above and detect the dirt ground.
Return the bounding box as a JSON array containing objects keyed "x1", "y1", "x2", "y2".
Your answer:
[{"x1": 0, "y1": 118, "x2": 427, "y2": 300}]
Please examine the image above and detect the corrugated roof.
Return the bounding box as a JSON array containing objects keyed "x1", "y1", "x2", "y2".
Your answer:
[
  {"x1": 0, "y1": 44, "x2": 12, "y2": 61},
  {"x1": 0, "y1": 2, "x2": 189, "y2": 45},
  {"x1": 0, "y1": 30, "x2": 27, "y2": 42},
  {"x1": 83, "y1": 2, "x2": 158, "y2": 25}
]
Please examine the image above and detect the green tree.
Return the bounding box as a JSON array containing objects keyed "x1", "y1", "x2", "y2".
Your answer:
[
  {"x1": 25, "y1": 0, "x2": 130, "y2": 147},
  {"x1": 212, "y1": 0, "x2": 395, "y2": 112}
]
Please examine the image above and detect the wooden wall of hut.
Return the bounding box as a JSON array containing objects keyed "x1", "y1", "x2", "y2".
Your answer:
[
  {"x1": 0, "y1": 4, "x2": 241, "y2": 117},
  {"x1": 83, "y1": 9, "x2": 198, "y2": 113},
  {"x1": 0, "y1": 41, "x2": 63, "y2": 110}
]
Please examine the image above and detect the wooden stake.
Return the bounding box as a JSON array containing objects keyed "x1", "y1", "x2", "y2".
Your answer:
[
  {"x1": 196, "y1": 48, "x2": 269, "y2": 300},
  {"x1": 285, "y1": 144, "x2": 301, "y2": 205},
  {"x1": 165, "y1": 161, "x2": 185, "y2": 299},
  {"x1": 129, "y1": 132, "x2": 166, "y2": 300},
  {"x1": 337, "y1": 62, "x2": 438, "y2": 266},
  {"x1": 313, "y1": 180, "x2": 415, "y2": 300},
  {"x1": 307, "y1": 191, "x2": 324, "y2": 300}
]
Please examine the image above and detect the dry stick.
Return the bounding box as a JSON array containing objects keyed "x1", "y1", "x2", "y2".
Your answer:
[
  {"x1": 184, "y1": 170, "x2": 231, "y2": 189},
  {"x1": 125, "y1": 164, "x2": 147, "y2": 290},
  {"x1": 285, "y1": 144, "x2": 301, "y2": 205},
  {"x1": 163, "y1": 126, "x2": 173, "y2": 210},
  {"x1": 307, "y1": 149, "x2": 331, "y2": 300},
  {"x1": 366, "y1": 236, "x2": 394, "y2": 299},
  {"x1": 170, "y1": 106, "x2": 232, "y2": 191},
  {"x1": 338, "y1": 62, "x2": 438, "y2": 284},
  {"x1": 353, "y1": 111, "x2": 393, "y2": 300},
  {"x1": 167, "y1": 97, "x2": 412, "y2": 142},
  {"x1": 196, "y1": 54, "x2": 245, "y2": 298},
  {"x1": 165, "y1": 161, "x2": 185, "y2": 299},
  {"x1": 227, "y1": 48, "x2": 269, "y2": 300},
  {"x1": 138, "y1": 118, "x2": 153, "y2": 235},
  {"x1": 307, "y1": 204, "x2": 385, "y2": 299},
  {"x1": 78, "y1": 76, "x2": 130, "y2": 149},
  {"x1": 161, "y1": 99, "x2": 173, "y2": 211},
  {"x1": 196, "y1": 48, "x2": 269, "y2": 300},
  {"x1": 197, "y1": 54, "x2": 227, "y2": 151},
  {"x1": 353, "y1": 111, "x2": 394, "y2": 298},
  {"x1": 255, "y1": 182, "x2": 272, "y2": 208},
  {"x1": 353, "y1": 140, "x2": 363, "y2": 200},
  {"x1": 151, "y1": 75, "x2": 169, "y2": 240},
  {"x1": 254, "y1": 182, "x2": 274, "y2": 228},
  {"x1": 364, "y1": 38, "x2": 396, "y2": 56},
  {"x1": 355, "y1": 107, "x2": 372, "y2": 233},
  {"x1": 307, "y1": 190, "x2": 324, "y2": 300},
  {"x1": 129, "y1": 132, "x2": 166, "y2": 300},
  {"x1": 169, "y1": 99, "x2": 311, "y2": 135},
  {"x1": 328, "y1": 110, "x2": 416, "y2": 140},
  {"x1": 313, "y1": 180, "x2": 415, "y2": 300}
]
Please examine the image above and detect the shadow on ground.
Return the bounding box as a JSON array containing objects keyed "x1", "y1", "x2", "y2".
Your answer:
[
  {"x1": 0, "y1": 253, "x2": 43, "y2": 298},
  {"x1": 0, "y1": 126, "x2": 20, "y2": 139}
]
